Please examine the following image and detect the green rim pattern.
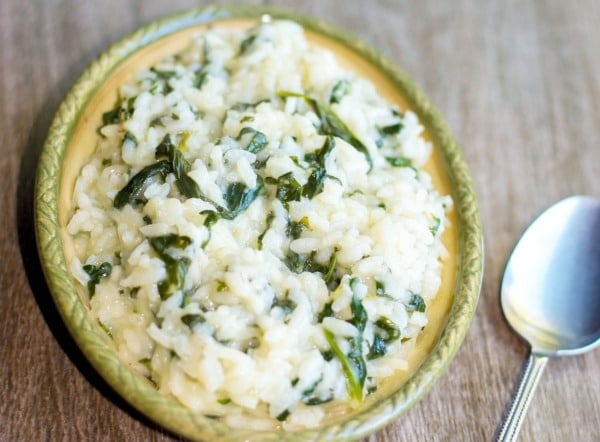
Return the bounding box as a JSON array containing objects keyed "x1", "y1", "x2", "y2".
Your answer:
[{"x1": 34, "y1": 5, "x2": 483, "y2": 441}]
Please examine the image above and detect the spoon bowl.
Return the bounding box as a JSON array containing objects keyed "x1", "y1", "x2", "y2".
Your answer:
[{"x1": 498, "y1": 195, "x2": 600, "y2": 441}]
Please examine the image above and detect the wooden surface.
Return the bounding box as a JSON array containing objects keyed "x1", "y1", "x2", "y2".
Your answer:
[{"x1": 1, "y1": 0, "x2": 599, "y2": 440}]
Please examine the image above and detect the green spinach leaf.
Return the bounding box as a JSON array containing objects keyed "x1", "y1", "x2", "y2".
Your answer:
[
  {"x1": 374, "y1": 316, "x2": 400, "y2": 343},
  {"x1": 430, "y1": 216, "x2": 441, "y2": 235},
  {"x1": 257, "y1": 211, "x2": 275, "y2": 250},
  {"x1": 238, "y1": 127, "x2": 268, "y2": 154},
  {"x1": 367, "y1": 334, "x2": 387, "y2": 360},
  {"x1": 221, "y1": 178, "x2": 264, "y2": 219},
  {"x1": 149, "y1": 234, "x2": 192, "y2": 300},
  {"x1": 407, "y1": 293, "x2": 426, "y2": 312},
  {"x1": 102, "y1": 96, "x2": 135, "y2": 125},
  {"x1": 377, "y1": 122, "x2": 403, "y2": 136},
  {"x1": 305, "y1": 136, "x2": 335, "y2": 167},
  {"x1": 323, "y1": 328, "x2": 366, "y2": 402},
  {"x1": 155, "y1": 134, "x2": 203, "y2": 199},
  {"x1": 113, "y1": 160, "x2": 171, "y2": 209},
  {"x1": 329, "y1": 79, "x2": 350, "y2": 104},
  {"x1": 239, "y1": 34, "x2": 257, "y2": 54},
  {"x1": 385, "y1": 156, "x2": 413, "y2": 168},
  {"x1": 82, "y1": 262, "x2": 112, "y2": 297},
  {"x1": 268, "y1": 172, "x2": 302, "y2": 209},
  {"x1": 302, "y1": 167, "x2": 327, "y2": 199},
  {"x1": 181, "y1": 313, "x2": 205, "y2": 328},
  {"x1": 279, "y1": 91, "x2": 372, "y2": 170}
]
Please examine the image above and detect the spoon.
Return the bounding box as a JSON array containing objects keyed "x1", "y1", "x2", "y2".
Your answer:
[{"x1": 498, "y1": 195, "x2": 600, "y2": 441}]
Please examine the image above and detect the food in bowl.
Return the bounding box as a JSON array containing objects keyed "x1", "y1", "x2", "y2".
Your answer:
[{"x1": 65, "y1": 19, "x2": 451, "y2": 430}]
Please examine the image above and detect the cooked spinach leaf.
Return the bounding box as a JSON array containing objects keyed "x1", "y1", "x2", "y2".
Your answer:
[
  {"x1": 318, "y1": 301, "x2": 334, "y2": 322},
  {"x1": 154, "y1": 134, "x2": 175, "y2": 158},
  {"x1": 158, "y1": 256, "x2": 190, "y2": 300},
  {"x1": 367, "y1": 382, "x2": 378, "y2": 395},
  {"x1": 276, "y1": 409, "x2": 290, "y2": 422},
  {"x1": 285, "y1": 247, "x2": 337, "y2": 286},
  {"x1": 150, "y1": 67, "x2": 177, "y2": 79},
  {"x1": 330, "y1": 79, "x2": 350, "y2": 104},
  {"x1": 348, "y1": 290, "x2": 368, "y2": 333},
  {"x1": 257, "y1": 211, "x2": 275, "y2": 250},
  {"x1": 149, "y1": 116, "x2": 164, "y2": 128},
  {"x1": 102, "y1": 108, "x2": 120, "y2": 125},
  {"x1": 272, "y1": 297, "x2": 297, "y2": 315},
  {"x1": 253, "y1": 157, "x2": 268, "y2": 169},
  {"x1": 305, "y1": 136, "x2": 335, "y2": 167},
  {"x1": 231, "y1": 99, "x2": 269, "y2": 111},
  {"x1": 149, "y1": 233, "x2": 192, "y2": 255},
  {"x1": 199, "y1": 210, "x2": 220, "y2": 248},
  {"x1": 193, "y1": 181, "x2": 265, "y2": 231},
  {"x1": 300, "y1": 375, "x2": 321, "y2": 397},
  {"x1": 430, "y1": 216, "x2": 441, "y2": 235},
  {"x1": 149, "y1": 234, "x2": 192, "y2": 300},
  {"x1": 202, "y1": 210, "x2": 220, "y2": 229},
  {"x1": 369, "y1": 315, "x2": 401, "y2": 358},
  {"x1": 287, "y1": 217, "x2": 308, "y2": 240},
  {"x1": 377, "y1": 122, "x2": 403, "y2": 136},
  {"x1": 149, "y1": 68, "x2": 176, "y2": 94},
  {"x1": 279, "y1": 91, "x2": 372, "y2": 170},
  {"x1": 153, "y1": 134, "x2": 209, "y2": 200},
  {"x1": 407, "y1": 293, "x2": 426, "y2": 312},
  {"x1": 82, "y1": 262, "x2": 112, "y2": 297},
  {"x1": 267, "y1": 172, "x2": 302, "y2": 209},
  {"x1": 323, "y1": 286, "x2": 368, "y2": 402},
  {"x1": 375, "y1": 316, "x2": 400, "y2": 343},
  {"x1": 323, "y1": 249, "x2": 338, "y2": 283},
  {"x1": 367, "y1": 334, "x2": 387, "y2": 360},
  {"x1": 323, "y1": 328, "x2": 366, "y2": 402},
  {"x1": 239, "y1": 34, "x2": 257, "y2": 54},
  {"x1": 114, "y1": 135, "x2": 189, "y2": 209},
  {"x1": 303, "y1": 395, "x2": 333, "y2": 406},
  {"x1": 181, "y1": 313, "x2": 205, "y2": 328},
  {"x1": 193, "y1": 70, "x2": 208, "y2": 89},
  {"x1": 284, "y1": 249, "x2": 327, "y2": 275},
  {"x1": 221, "y1": 178, "x2": 264, "y2": 219},
  {"x1": 302, "y1": 167, "x2": 327, "y2": 199},
  {"x1": 238, "y1": 127, "x2": 268, "y2": 153},
  {"x1": 321, "y1": 349, "x2": 334, "y2": 361},
  {"x1": 299, "y1": 375, "x2": 333, "y2": 405},
  {"x1": 102, "y1": 96, "x2": 136, "y2": 125},
  {"x1": 113, "y1": 160, "x2": 171, "y2": 209},
  {"x1": 374, "y1": 280, "x2": 394, "y2": 300},
  {"x1": 176, "y1": 174, "x2": 203, "y2": 199},
  {"x1": 385, "y1": 156, "x2": 413, "y2": 168}
]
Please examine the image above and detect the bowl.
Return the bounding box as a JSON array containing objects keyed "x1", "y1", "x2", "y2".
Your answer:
[{"x1": 35, "y1": 5, "x2": 483, "y2": 440}]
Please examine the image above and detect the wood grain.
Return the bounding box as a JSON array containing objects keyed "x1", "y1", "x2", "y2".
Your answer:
[{"x1": 1, "y1": 0, "x2": 599, "y2": 440}]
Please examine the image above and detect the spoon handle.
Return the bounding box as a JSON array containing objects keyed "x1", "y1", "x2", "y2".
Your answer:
[{"x1": 497, "y1": 352, "x2": 549, "y2": 442}]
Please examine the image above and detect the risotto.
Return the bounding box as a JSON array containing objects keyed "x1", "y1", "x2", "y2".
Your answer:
[{"x1": 66, "y1": 19, "x2": 451, "y2": 429}]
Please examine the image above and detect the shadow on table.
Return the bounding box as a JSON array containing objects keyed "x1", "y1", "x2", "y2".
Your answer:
[{"x1": 16, "y1": 74, "x2": 180, "y2": 441}]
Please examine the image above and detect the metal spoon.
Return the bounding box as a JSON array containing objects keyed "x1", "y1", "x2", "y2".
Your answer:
[{"x1": 498, "y1": 195, "x2": 600, "y2": 441}]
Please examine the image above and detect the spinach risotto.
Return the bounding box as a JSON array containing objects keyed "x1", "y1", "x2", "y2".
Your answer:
[{"x1": 67, "y1": 19, "x2": 452, "y2": 429}]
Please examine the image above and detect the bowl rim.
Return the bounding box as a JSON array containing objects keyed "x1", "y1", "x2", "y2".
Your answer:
[{"x1": 34, "y1": 4, "x2": 483, "y2": 440}]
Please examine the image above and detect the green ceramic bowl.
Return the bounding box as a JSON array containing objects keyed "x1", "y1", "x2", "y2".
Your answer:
[{"x1": 35, "y1": 5, "x2": 483, "y2": 441}]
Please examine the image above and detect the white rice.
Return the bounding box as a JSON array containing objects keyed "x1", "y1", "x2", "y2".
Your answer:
[{"x1": 67, "y1": 19, "x2": 452, "y2": 429}]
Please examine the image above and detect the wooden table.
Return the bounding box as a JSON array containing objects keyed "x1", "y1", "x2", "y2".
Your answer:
[{"x1": 2, "y1": 0, "x2": 599, "y2": 440}]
